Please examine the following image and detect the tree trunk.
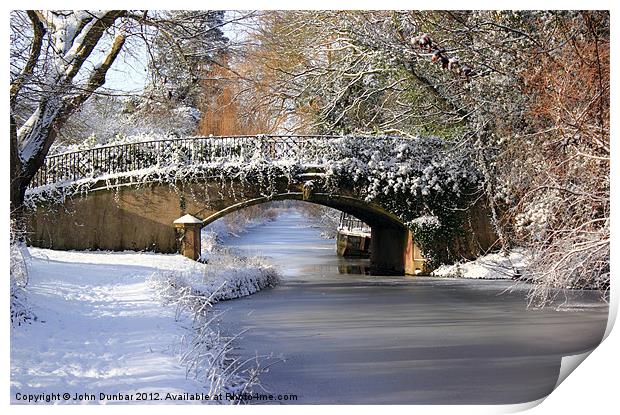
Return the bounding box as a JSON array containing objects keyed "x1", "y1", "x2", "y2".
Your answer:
[
  {"x1": 474, "y1": 129, "x2": 509, "y2": 252},
  {"x1": 10, "y1": 116, "x2": 28, "y2": 235}
]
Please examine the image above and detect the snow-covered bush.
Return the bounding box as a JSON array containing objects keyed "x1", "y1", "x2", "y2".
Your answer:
[
  {"x1": 10, "y1": 240, "x2": 34, "y2": 326},
  {"x1": 147, "y1": 271, "x2": 264, "y2": 401},
  {"x1": 524, "y1": 226, "x2": 610, "y2": 307},
  {"x1": 149, "y1": 252, "x2": 279, "y2": 305},
  {"x1": 431, "y1": 248, "x2": 530, "y2": 280},
  {"x1": 146, "y1": 250, "x2": 279, "y2": 401},
  {"x1": 10, "y1": 279, "x2": 34, "y2": 327},
  {"x1": 198, "y1": 252, "x2": 279, "y2": 301}
]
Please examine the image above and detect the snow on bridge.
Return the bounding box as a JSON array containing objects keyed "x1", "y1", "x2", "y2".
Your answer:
[
  {"x1": 29, "y1": 135, "x2": 405, "y2": 189},
  {"x1": 25, "y1": 134, "x2": 497, "y2": 275}
]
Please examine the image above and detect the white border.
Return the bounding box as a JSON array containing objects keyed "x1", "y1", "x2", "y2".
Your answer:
[{"x1": 2, "y1": 2, "x2": 617, "y2": 414}]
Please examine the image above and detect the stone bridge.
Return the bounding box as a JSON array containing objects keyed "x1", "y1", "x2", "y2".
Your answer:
[{"x1": 25, "y1": 135, "x2": 497, "y2": 275}]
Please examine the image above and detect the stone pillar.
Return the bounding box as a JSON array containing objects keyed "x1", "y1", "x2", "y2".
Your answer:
[
  {"x1": 173, "y1": 214, "x2": 203, "y2": 260},
  {"x1": 404, "y1": 229, "x2": 415, "y2": 275},
  {"x1": 370, "y1": 225, "x2": 406, "y2": 275}
]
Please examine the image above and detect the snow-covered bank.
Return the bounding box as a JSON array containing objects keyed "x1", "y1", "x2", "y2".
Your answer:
[
  {"x1": 10, "y1": 249, "x2": 203, "y2": 403},
  {"x1": 11, "y1": 248, "x2": 279, "y2": 404},
  {"x1": 431, "y1": 248, "x2": 530, "y2": 280}
]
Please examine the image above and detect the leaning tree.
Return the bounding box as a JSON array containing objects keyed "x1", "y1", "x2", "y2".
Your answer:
[
  {"x1": 9, "y1": 10, "x2": 229, "y2": 220},
  {"x1": 11, "y1": 11, "x2": 127, "y2": 215}
]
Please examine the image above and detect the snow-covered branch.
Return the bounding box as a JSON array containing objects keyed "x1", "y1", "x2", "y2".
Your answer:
[{"x1": 10, "y1": 11, "x2": 45, "y2": 109}]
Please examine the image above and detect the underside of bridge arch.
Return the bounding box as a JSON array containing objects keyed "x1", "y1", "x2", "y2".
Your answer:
[{"x1": 198, "y1": 192, "x2": 405, "y2": 229}]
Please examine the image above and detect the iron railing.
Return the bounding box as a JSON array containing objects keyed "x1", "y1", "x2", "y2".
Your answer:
[{"x1": 29, "y1": 135, "x2": 359, "y2": 189}]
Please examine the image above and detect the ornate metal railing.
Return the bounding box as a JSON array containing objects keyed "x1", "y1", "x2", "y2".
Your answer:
[{"x1": 29, "y1": 135, "x2": 356, "y2": 189}]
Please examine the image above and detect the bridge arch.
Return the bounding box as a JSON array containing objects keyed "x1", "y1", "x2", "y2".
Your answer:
[{"x1": 196, "y1": 192, "x2": 413, "y2": 275}]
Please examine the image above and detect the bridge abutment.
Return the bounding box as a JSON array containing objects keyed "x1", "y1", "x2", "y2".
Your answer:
[{"x1": 370, "y1": 226, "x2": 407, "y2": 275}]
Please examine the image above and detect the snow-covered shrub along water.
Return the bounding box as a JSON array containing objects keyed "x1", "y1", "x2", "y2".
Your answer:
[
  {"x1": 199, "y1": 253, "x2": 279, "y2": 301},
  {"x1": 146, "y1": 251, "x2": 279, "y2": 400},
  {"x1": 431, "y1": 248, "x2": 531, "y2": 280},
  {"x1": 149, "y1": 251, "x2": 279, "y2": 304},
  {"x1": 26, "y1": 135, "x2": 481, "y2": 265}
]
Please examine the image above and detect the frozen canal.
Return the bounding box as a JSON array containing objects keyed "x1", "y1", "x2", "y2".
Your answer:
[{"x1": 215, "y1": 209, "x2": 609, "y2": 404}]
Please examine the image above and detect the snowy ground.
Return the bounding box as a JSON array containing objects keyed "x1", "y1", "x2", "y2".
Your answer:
[
  {"x1": 431, "y1": 248, "x2": 530, "y2": 280},
  {"x1": 10, "y1": 248, "x2": 276, "y2": 404}
]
